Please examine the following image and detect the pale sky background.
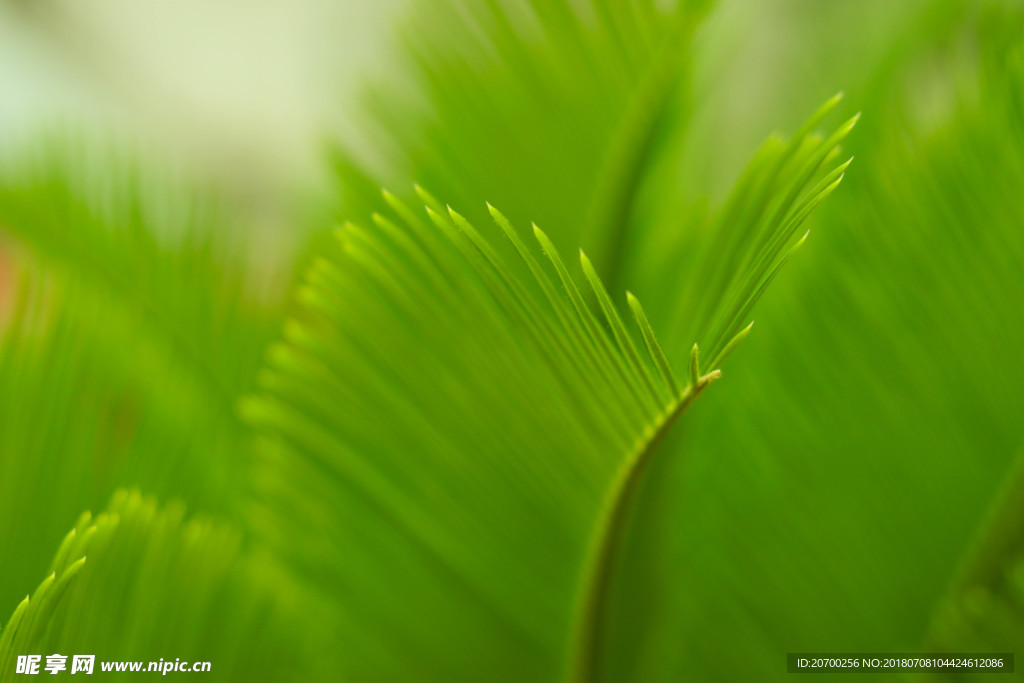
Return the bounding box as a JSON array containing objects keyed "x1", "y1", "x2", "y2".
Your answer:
[
  {"x1": 0, "y1": 0, "x2": 403, "y2": 202},
  {"x1": 0, "y1": 0, "x2": 923, "y2": 239}
]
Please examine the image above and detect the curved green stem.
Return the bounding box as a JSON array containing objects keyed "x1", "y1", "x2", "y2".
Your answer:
[{"x1": 568, "y1": 354, "x2": 721, "y2": 683}]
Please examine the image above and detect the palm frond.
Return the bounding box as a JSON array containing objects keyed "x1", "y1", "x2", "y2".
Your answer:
[
  {"x1": 0, "y1": 490, "x2": 305, "y2": 681},
  {"x1": 590, "y1": 9, "x2": 1024, "y2": 680},
  {"x1": 333, "y1": 0, "x2": 710, "y2": 281},
  {"x1": 0, "y1": 142, "x2": 278, "y2": 615},
  {"x1": 0, "y1": 138, "x2": 279, "y2": 404},
  {"x1": 926, "y1": 450, "x2": 1024, "y2": 668},
  {"x1": 0, "y1": 273, "x2": 257, "y2": 615},
  {"x1": 245, "y1": 99, "x2": 850, "y2": 681}
]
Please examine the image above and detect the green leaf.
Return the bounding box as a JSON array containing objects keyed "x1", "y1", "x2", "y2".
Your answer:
[
  {"x1": 245, "y1": 100, "x2": 849, "y2": 680},
  {"x1": 0, "y1": 490, "x2": 306, "y2": 681},
  {"x1": 332, "y1": 0, "x2": 710, "y2": 281},
  {"x1": 593, "y1": 10, "x2": 1024, "y2": 680},
  {"x1": 925, "y1": 450, "x2": 1024, "y2": 664},
  {"x1": 0, "y1": 138, "x2": 280, "y2": 405},
  {"x1": 0, "y1": 142, "x2": 277, "y2": 616}
]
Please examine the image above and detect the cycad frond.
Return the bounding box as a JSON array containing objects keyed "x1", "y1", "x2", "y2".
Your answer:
[
  {"x1": 0, "y1": 139, "x2": 279, "y2": 403},
  {"x1": 0, "y1": 144, "x2": 277, "y2": 615},
  {"x1": 590, "y1": 10, "x2": 1024, "y2": 680},
  {"x1": 334, "y1": 0, "x2": 709, "y2": 277},
  {"x1": 245, "y1": 99, "x2": 851, "y2": 681},
  {"x1": 0, "y1": 277, "x2": 252, "y2": 615},
  {"x1": 0, "y1": 490, "x2": 304, "y2": 682},
  {"x1": 927, "y1": 450, "x2": 1024, "y2": 659}
]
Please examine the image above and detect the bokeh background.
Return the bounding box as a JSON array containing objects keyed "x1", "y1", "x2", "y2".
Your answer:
[{"x1": 1, "y1": 0, "x2": 1022, "y2": 680}]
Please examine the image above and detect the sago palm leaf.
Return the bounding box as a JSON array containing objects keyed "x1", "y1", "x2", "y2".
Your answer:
[
  {"x1": 925, "y1": 449, "x2": 1024, "y2": 679},
  {"x1": 0, "y1": 490, "x2": 304, "y2": 682},
  {"x1": 590, "y1": 6, "x2": 1024, "y2": 680},
  {"x1": 0, "y1": 141, "x2": 277, "y2": 618},
  {"x1": 333, "y1": 0, "x2": 710, "y2": 282},
  {"x1": 0, "y1": 277, "x2": 248, "y2": 615},
  {"x1": 0, "y1": 139, "x2": 278, "y2": 406},
  {"x1": 244, "y1": 99, "x2": 853, "y2": 681}
]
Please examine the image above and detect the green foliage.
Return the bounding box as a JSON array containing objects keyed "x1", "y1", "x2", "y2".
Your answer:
[
  {"x1": 925, "y1": 452, "x2": 1024, "y2": 681},
  {"x1": 333, "y1": 0, "x2": 709, "y2": 277},
  {"x1": 244, "y1": 99, "x2": 848, "y2": 678},
  {"x1": 592, "y1": 4, "x2": 1024, "y2": 680},
  {"x1": 0, "y1": 141, "x2": 277, "y2": 403},
  {"x1": 1, "y1": 0, "x2": 1022, "y2": 681},
  {"x1": 0, "y1": 145, "x2": 277, "y2": 617},
  {"x1": 0, "y1": 490, "x2": 304, "y2": 682}
]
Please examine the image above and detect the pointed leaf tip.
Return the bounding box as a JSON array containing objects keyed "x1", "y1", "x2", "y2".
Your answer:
[
  {"x1": 487, "y1": 203, "x2": 510, "y2": 224},
  {"x1": 532, "y1": 223, "x2": 548, "y2": 242},
  {"x1": 415, "y1": 184, "x2": 442, "y2": 210},
  {"x1": 579, "y1": 249, "x2": 595, "y2": 272},
  {"x1": 627, "y1": 291, "x2": 681, "y2": 398},
  {"x1": 791, "y1": 230, "x2": 811, "y2": 251},
  {"x1": 717, "y1": 321, "x2": 755, "y2": 367}
]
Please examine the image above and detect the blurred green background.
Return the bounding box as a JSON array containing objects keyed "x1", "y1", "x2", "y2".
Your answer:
[{"x1": 1, "y1": 0, "x2": 1022, "y2": 680}]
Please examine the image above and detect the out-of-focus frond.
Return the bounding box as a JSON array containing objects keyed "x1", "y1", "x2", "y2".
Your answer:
[
  {"x1": 925, "y1": 451, "x2": 1024, "y2": 680},
  {"x1": 0, "y1": 490, "x2": 306, "y2": 681},
  {"x1": 0, "y1": 139, "x2": 279, "y2": 403},
  {"x1": 332, "y1": 0, "x2": 710, "y2": 281},
  {"x1": 0, "y1": 275, "x2": 246, "y2": 615},
  {"x1": 0, "y1": 140, "x2": 279, "y2": 615}
]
